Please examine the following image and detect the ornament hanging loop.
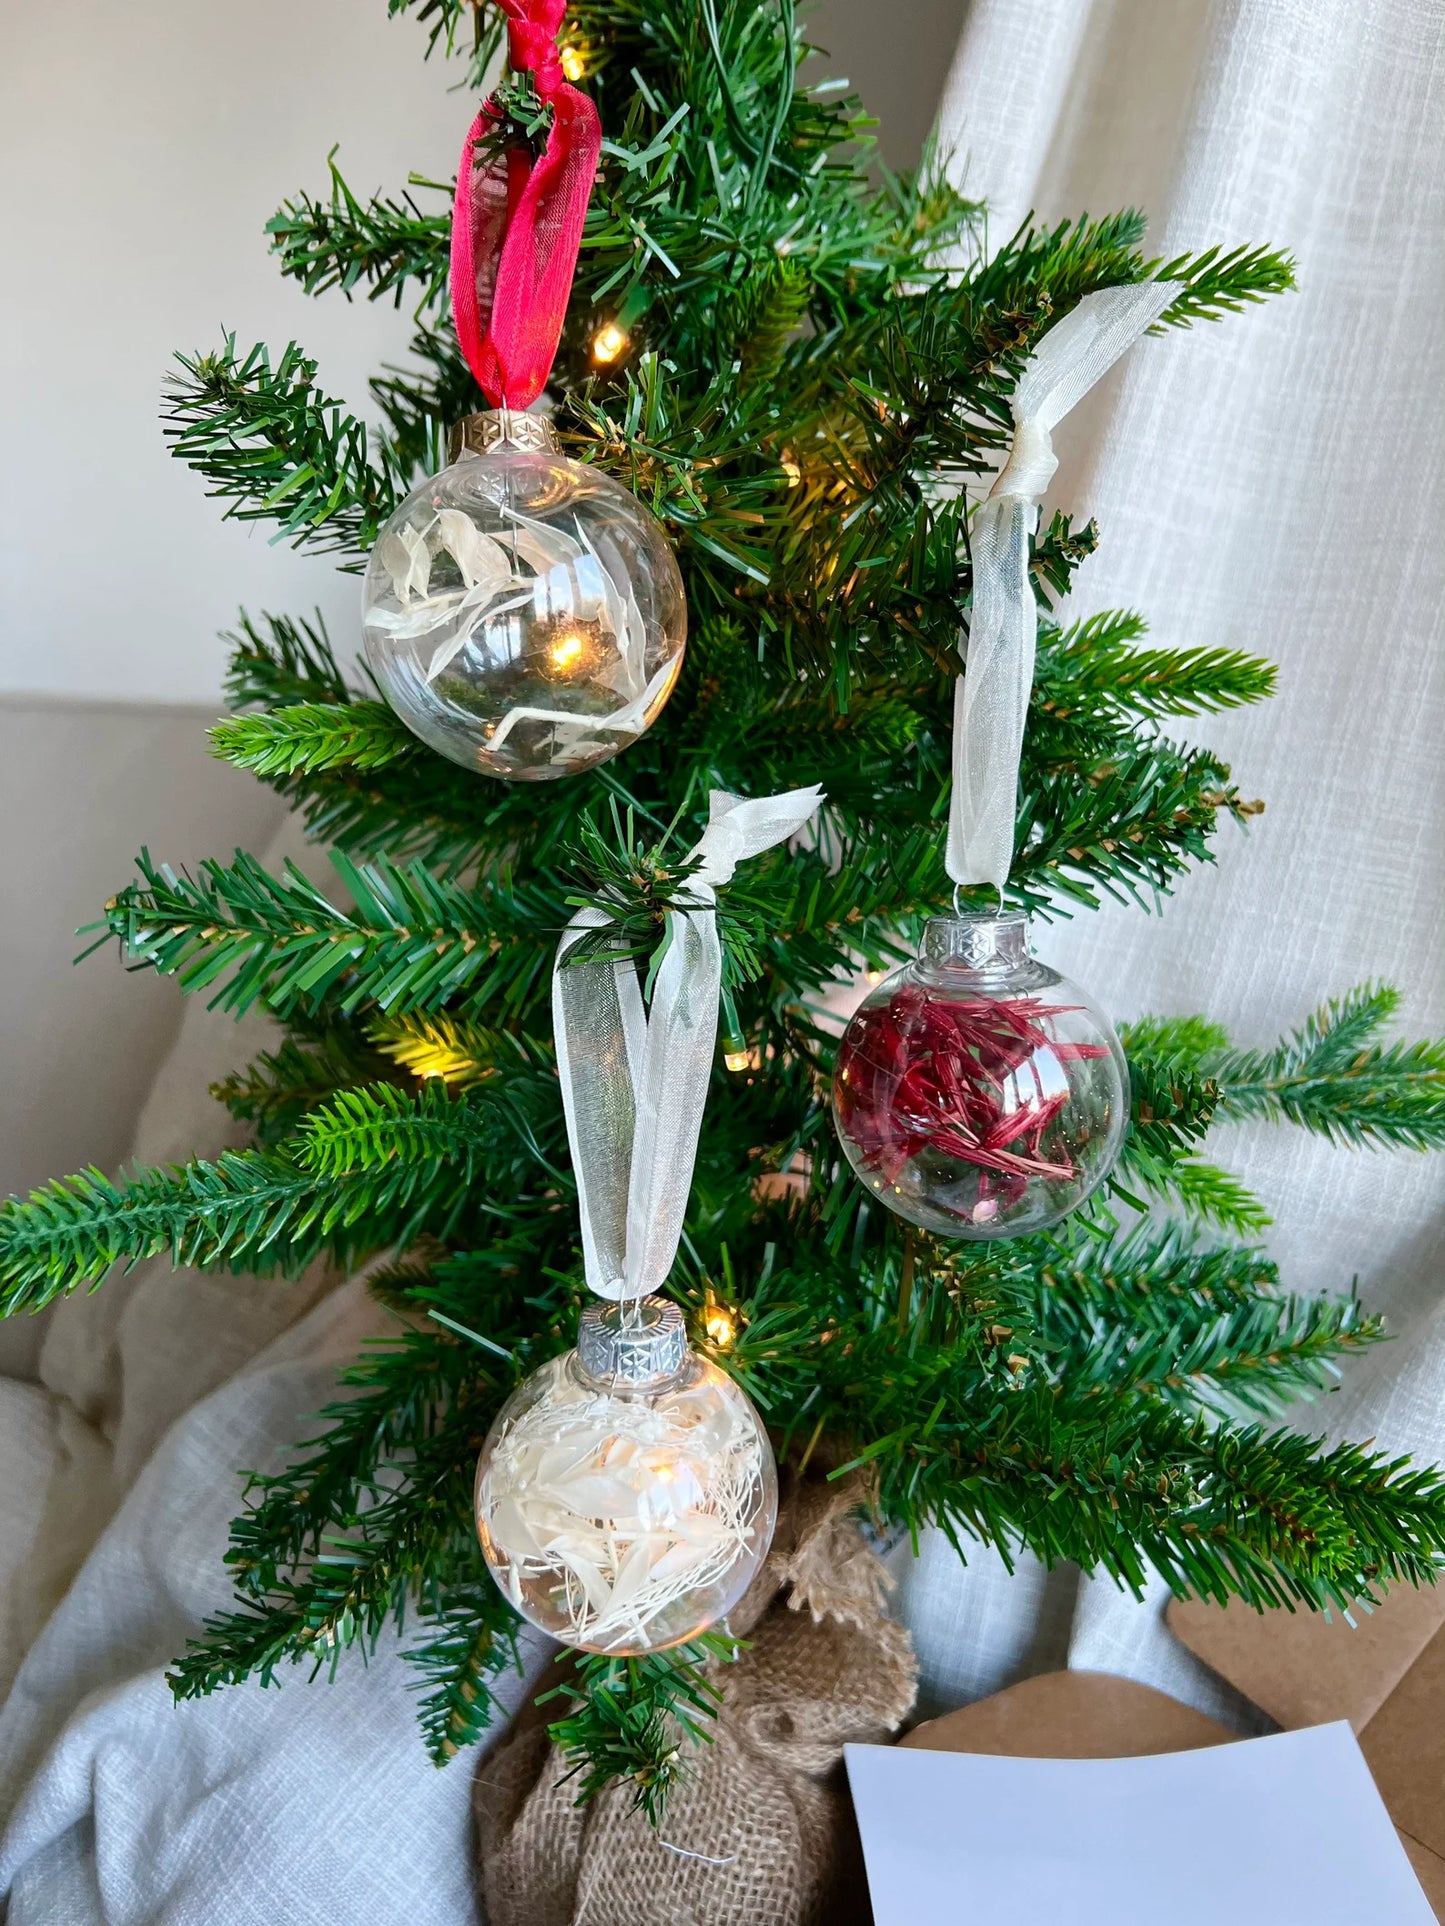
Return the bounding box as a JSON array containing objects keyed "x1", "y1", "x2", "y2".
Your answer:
[
  {"x1": 450, "y1": 0, "x2": 602, "y2": 412},
  {"x1": 553, "y1": 788, "x2": 825, "y2": 1303},
  {"x1": 505, "y1": 8, "x2": 566, "y2": 90},
  {"x1": 946, "y1": 280, "x2": 1184, "y2": 893}
]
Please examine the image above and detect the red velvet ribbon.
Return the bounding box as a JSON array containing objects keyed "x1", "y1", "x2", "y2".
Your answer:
[{"x1": 450, "y1": 0, "x2": 602, "y2": 412}]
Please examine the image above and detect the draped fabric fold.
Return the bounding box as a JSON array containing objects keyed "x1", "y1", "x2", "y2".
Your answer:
[
  {"x1": 946, "y1": 280, "x2": 1184, "y2": 890},
  {"x1": 450, "y1": 0, "x2": 602, "y2": 411},
  {"x1": 553, "y1": 788, "x2": 825, "y2": 1302}
]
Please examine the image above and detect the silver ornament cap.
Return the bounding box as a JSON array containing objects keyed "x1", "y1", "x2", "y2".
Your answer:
[
  {"x1": 447, "y1": 407, "x2": 559, "y2": 461},
  {"x1": 577, "y1": 1296, "x2": 688, "y2": 1389}
]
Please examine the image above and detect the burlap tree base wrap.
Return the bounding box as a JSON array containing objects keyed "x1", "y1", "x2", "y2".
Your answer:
[{"x1": 474, "y1": 1471, "x2": 918, "y2": 1926}]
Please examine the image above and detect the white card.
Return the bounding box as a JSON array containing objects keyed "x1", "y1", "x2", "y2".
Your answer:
[{"x1": 845, "y1": 1721, "x2": 1434, "y2": 1924}]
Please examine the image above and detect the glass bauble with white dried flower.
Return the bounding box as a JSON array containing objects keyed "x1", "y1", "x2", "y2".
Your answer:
[
  {"x1": 363, "y1": 411, "x2": 686, "y2": 780},
  {"x1": 475, "y1": 1297, "x2": 775, "y2": 1653},
  {"x1": 832, "y1": 911, "x2": 1128, "y2": 1239}
]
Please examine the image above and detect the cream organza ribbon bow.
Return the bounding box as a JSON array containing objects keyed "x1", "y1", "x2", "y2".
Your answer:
[{"x1": 553, "y1": 786, "x2": 825, "y2": 1301}]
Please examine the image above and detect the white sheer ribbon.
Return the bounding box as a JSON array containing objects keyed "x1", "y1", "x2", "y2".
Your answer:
[
  {"x1": 947, "y1": 280, "x2": 1184, "y2": 890},
  {"x1": 553, "y1": 786, "x2": 825, "y2": 1301}
]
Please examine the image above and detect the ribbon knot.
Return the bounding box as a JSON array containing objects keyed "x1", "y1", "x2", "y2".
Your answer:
[
  {"x1": 554, "y1": 788, "x2": 825, "y2": 1302},
  {"x1": 947, "y1": 280, "x2": 1184, "y2": 891},
  {"x1": 688, "y1": 788, "x2": 820, "y2": 894},
  {"x1": 690, "y1": 821, "x2": 746, "y2": 895},
  {"x1": 507, "y1": 18, "x2": 565, "y2": 92},
  {"x1": 991, "y1": 415, "x2": 1058, "y2": 504}
]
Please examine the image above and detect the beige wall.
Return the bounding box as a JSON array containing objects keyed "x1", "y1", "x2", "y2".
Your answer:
[
  {"x1": 819, "y1": 0, "x2": 961, "y2": 171},
  {"x1": 0, "y1": 2, "x2": 959, "y2": 1194},
  {"x1": 1, "y1": 0, "x2": 958, "y2": 709},
  {"x1": 0, "y1": 700, "x2": 284, "y2": 1196}
]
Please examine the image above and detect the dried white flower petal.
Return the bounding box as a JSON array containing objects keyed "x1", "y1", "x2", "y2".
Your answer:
[
  {"x1": 477, "y1": 1356, "x2": 768, "y2": 1652},
  {"x1": 435, "y1": 508, "x2": 512, "y2": 593}
]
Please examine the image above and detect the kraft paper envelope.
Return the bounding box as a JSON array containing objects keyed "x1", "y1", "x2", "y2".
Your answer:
[
  {"x1": 1169, "y1": 1581, "x2": 1445, "y2": 1915},
  {"x1": 903, "y1": 1668, "x2": 1239, "y2": 1763}
]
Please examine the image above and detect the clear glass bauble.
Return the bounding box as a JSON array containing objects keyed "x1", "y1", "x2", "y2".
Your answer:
[
  {"x1": 832, "y1": 911, "x2": 1129, "y2": 1240},
  {"x1": 474, "y1": 1298, "x2": 776, "y2": 1654},
  {"x1": 362, "y1": 411, "x2": 686, "y2": 780}
]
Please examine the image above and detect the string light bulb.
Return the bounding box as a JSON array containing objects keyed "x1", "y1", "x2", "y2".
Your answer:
[
  {"x1": 720, "y1": 986, "x2": 749, "y2": 1072},
  {"x1": 780, "y1": 451, "x2": 802, "y2": 487},
  {"x1": 703, "y1": 1289, "x2": 740, "y2": 1351},
  {"x1": 591, "y1": 321, "x2": 629, "y2": 365},
  {"x1": 560, "y1": 44, "x2": 586, "y2": 80}
]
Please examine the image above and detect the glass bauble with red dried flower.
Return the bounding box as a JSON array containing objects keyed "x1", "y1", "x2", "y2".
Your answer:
[{"x1": 832, "y1": 911, "x2": 1129, "y2": 1239}]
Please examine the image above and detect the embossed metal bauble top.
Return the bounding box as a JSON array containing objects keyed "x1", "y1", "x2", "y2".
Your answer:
[
  {"x1": 447, "y1": 408, "x2": 560, "y2": 462},
  {"x1": 576, "y1": 1296, "x2": 689, "y2": 1389},
  {"x1": 922, "y1": 909, "x2": 1032, "y2": 971}
]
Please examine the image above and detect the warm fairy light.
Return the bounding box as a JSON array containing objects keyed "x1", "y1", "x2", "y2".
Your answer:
[
  {"x1": 548, "y1": 630, "x2": 588, "y2": 673},
  {"x1": 866, "y1": 969, "x2": 884, "y2": 986},
  {"x1": 409, "y1": 1049, "x2": 460, "y2": 1083},
  {"x1": 781, "y1": 451, "x2": 802, "y2": 486},
  {"x1": 560, "y1": 44, "x2": 586, "y2": 80},
  {"x1": 723, "y1": 1047, "x2": 751, "y2": 1072},
  {"x1": 704, "y1": 1300, "x2": 739, "y2": 1349},
  {"x1": 591, "y1": 322, "x2": 629, "y2": 364}
]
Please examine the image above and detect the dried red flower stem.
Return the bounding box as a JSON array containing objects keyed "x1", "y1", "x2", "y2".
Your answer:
[{"x1": 833, "y1": 985, "x2": 1108, "y2": 1220}]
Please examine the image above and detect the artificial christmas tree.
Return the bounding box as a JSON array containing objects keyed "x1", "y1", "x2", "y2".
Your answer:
[{"x1": 3, "y1": 0, "x2": 1445, "y2": 1833}]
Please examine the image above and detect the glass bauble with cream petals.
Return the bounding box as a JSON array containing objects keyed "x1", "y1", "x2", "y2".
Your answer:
[
  {"x1": 362, "y1": 411, "x2": 686, "y2": 780},
  {"x1": 474, "y1": 1298, "x2": 776, "y2": 1654}
]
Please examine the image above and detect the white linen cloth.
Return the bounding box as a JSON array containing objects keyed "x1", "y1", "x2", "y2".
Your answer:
[
  {"x1": 0, "y1": 1282, "x2": 551, "y2": 1926},
  {"x1": 4, "y1": 2, "x2": 1445, "y2": 1916},
  {"x1": 900, "y1": 0, "x2": 1445, "y2": 1714}
]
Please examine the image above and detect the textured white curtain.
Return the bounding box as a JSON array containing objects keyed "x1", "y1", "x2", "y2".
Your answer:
[{"x1": 895, "y1": 0, "x2": 1445, "y2": 1718}]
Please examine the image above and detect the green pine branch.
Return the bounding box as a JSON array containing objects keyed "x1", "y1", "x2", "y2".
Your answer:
[
  {"x1": 1140, "y1": 1157, "x2": 1273, "y2": 1234},
  {"x1": 1211, "y1": 986, "x2": 1445, "y2": 1150},
  {"x1": 267, "y1": 154, "x2": 452, "y2": 311},
  {"x1": 1012, "y1": 738, "x2": 1252, "y2": 914},
  {"x1": 0, "y1": 1073, "x2": 565, "y2": 1317},
  {"x1": 367, "y1": 1010, "x2": 533, "y2": 1089},
  {"x1": 227, "y1": 1329, "x2": 488, "y2": 1597},
  {"x1": 97, "y1": 847, "x2": 559, "y2": 1019},
  {"x1": 1153, "y1": 243, "x2": 1297, "y2": 326},
  {"x1": 0, "y1": 1151, "x2": 389, "y2": 1316},
  {"x1": 213, "y1": 612, "x2": 537, "y2": 874},
  {"x1": 211, "y1": 1021, "x2": 395, "y2": 1147},
  {"x1": 385, "y1": 0, "x2": 498, "y2": 67},
  {"x1": 224, "y1": 610, "x2": 356, "y2": 709},
  {"x1": 169, "y1": 1388, "x2": 491, "y2": 1703},
  {"x1": 1123, "y1": 992, "x2": 1445, "y2": 1160},
  {"x1": 164, "y1": 336, "x2": 405, "y2": 560},
  {"x1": 1027, "y1": 1231, "x2": 1384, "y2": 1416},
  {"x1": 404, "y1": 1582, "x2": 528, "y2": 1763},
  {"x1": 1035, "y1": 611, "x2": 1277, "y2": 722},
  {"x1": 1109, "y1": 1038, "x2": 1266, "y2": 1233},
  {"x1": 211, "y1": 701, "x2": 417, "y2": 777},
  {"x1": 540, "y1": 1633, "x2": 736, "y2": 1819},
  {"x1": 844, "y1": 1351, "x2": 1445, "y2": 1611}
]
